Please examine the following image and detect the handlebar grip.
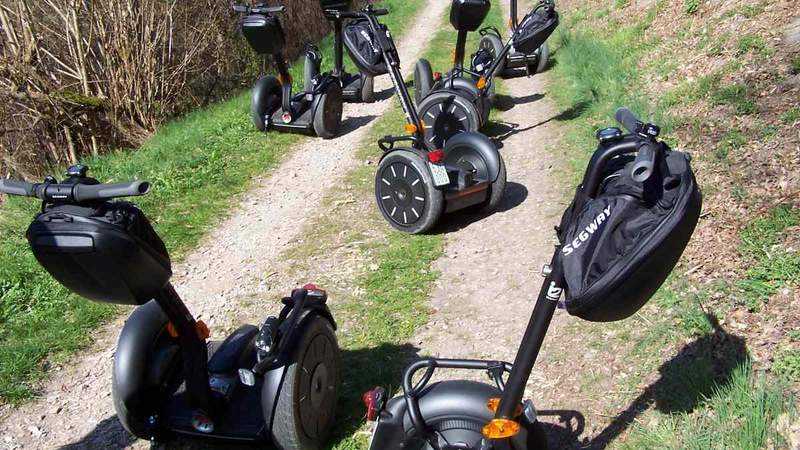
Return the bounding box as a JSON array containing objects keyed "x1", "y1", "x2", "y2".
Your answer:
[
  {"x1": 615, "y1": 107, "x2": 641, "y2": 134},
  {"x1": 72, "y1": 181, "x2": 150, "y2": 202},
  {"x1": 232, "y1": 4, "x2": 247, "y2": 13},
  {"x1": 0, "y1": 180, "x2": 37, "y2": 197},
  {"x1": 631, "y1": 142, "x2": 657, "y2": 183}
]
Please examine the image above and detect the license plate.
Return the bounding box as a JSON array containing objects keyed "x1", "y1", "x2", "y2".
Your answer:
[{"x1": 428, "y1": 162, "x2": 450, "y2": 187}]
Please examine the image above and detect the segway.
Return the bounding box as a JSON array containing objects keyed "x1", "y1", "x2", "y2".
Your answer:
[
  {"x1": 473, "y1": 0, "x2": 557, "y2": 79},
  {"x1": 235, "y1": 4, "x2": 343, "y2": 138},
  {"x1": 330, "y1": 5, "x2": 506, "y2": 233},
  {"x1": 363, "y1": 108, "x2": 703, "y2": 448},
  {"x1": 0, "y1": 166, "x2": 340, "y2": 449},
  {"x1": 321, "y1": 0, "x2": 381, "y2": 103},
  {"x1": 413, "y1": 0, "x2": 494, "y2": 148}
]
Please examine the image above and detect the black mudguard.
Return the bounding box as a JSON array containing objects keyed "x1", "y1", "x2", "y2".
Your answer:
[
  {"x1": 436, "y1": 76, "x2": 481, "y2": 103},
  {"x1": 252, "y1": 75, "x2": 282, "y2": 130},
  {"x1": 444, "y1": 132, "x2": 502, "y2": 183},
  {"x1": 369, "y1": 380, "x2": 537, "y2": 449},
  {"x1": 112, "y1": 300, "x2": 176, "y2": 437},
  {"x1": 310, "y1": 74, "x2": 341, "y2": 117},
  {"x1": 260, "y1": 309, "x2": 336, "y2": 430}
]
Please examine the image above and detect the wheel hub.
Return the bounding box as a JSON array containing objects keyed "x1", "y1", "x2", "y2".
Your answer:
[
  {"x1": 309, "y1": 362, "x2": 328, "y2": 409},
  {"x1": 378, "y1": 162, "x2": 426, "y2": 225}
]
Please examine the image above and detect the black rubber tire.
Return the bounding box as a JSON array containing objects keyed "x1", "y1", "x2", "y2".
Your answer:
[
  {"x1": 375, "y1": 149, "x2": 444, "y2": 234},
  {"x1": 480, "y1": 154, "x2": 506, "y2": 212},
  {"x1": 417, "y1": 90, "x2": 481, "y2": 149},
  {"x1": 479, "y1": 33, "x2": 506, "y2": 77},
  {"x1": 361, "y1": 74, "x2": 375, "y2": 103},
  {"x1": 414, "y1": 59, "x2": 434, "y2": 106},
  {"x1": 271, "y1": 316, "x2": 340, "y2": 450},
  {"x1": 534, "y1": 42, "x2": 550, "y2": 74},
  {"x1": 313, "y1": 82, "x2": 343, "y2": 139},
  {"x1": 251, "y1": 76, "x2": 282, "y2": 132}
]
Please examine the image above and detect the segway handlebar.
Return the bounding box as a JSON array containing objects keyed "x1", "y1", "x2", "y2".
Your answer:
[
  {"x1": 615, "y1": 107, "x2": 641, "y2": 135},
  {"x1": 232, "y1": 4, "x2": 284, "y2": 14},
  {"x1": 0, "y1": 179, "x2": 150, "y2": 203},
  {"x1": 324, "y1": 8, "x2": 388, "y2": 19},
  {"x1": 631, "y1": 141, "x2": 657, "y2": 183}
]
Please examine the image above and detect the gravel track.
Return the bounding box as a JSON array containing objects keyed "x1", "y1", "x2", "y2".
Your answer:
[{"x1": 0, "y1": 2, "x2": 448, "y2": 448}]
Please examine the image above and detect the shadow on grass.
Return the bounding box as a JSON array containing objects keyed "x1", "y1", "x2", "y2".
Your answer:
[
  {"x1": 541, "y1": 313, "x2": 749, "y2": 449},
  {"x1": 493, "y1": 93, "x2": 545, "y2": 112}
]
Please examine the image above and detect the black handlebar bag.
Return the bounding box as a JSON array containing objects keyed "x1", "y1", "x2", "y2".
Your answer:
[
  {"x1": 343, "y1": 19, "x2": 391, "y2": 76},
  {"x1": 26, "y1": 201, "x2": 172, "y2": 305},
  {"x1": 557, "y1": 150, "x2": 702, "y2": 322},
  {"x1": 513, "y1": 5, "x2": 559, "y2": 54}
]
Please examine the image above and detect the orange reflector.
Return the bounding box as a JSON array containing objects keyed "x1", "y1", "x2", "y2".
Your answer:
[
  {"x1": 279, "y1": 73, "x2": 293, "y2": 85},
  {"x1": 166, "y1": 322, "x2": 178, "y2": 338},
  {"x1": 405, "y1": 123, "x2": 418, "y2": 134},
  {"x1": 476, "y1": 77, "x2": 488, "y2": 90},
  {"x1": 487, "y1": 398, "x2": 523, "y2": 417},
  {"x1": 196, "y1": 320, "x2": 210, "y2": 340},
  {"x1": 508, "y1": 18, "x2": 514, "y2": 29},
  {"x1": 451, "y1": 48, "x2": 457, "y2": 63},
  {"x1": 482, "y1": 418, "x2": 520, "y2": 439}
]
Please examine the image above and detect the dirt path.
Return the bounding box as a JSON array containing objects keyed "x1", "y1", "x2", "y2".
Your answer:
[
  {"x1": 0, "y1": 2, "x2": 448, "y2": 448},
  {"x1": 406, "y1": 17, "x2": 614, "y2": 449}
]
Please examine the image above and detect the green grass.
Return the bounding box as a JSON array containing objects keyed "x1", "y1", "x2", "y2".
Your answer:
[
  {"x1": 791, "y1": 56, "x2": 800, "y2": 75},
  {"x1": 684, "y1": 0, "x2": 702, "y2": 15},
  {"x1": 622, "y1": 362, "x2": 795, "y2": 450},
  {"x1": 773, "y1": 349, "x2": 800, "y2": 381},
  {"x1": 736, "y1": 206, "x2": 800, "y2": 311},
  {"x1": 0, "y1": 0, "x2": 422, "y2": 405},
  {"x1": 780, "y1": 106, "x2": 800, "y2": 124},
  {"x1": 735, "y1": 34, "x2": 771, "y2": 57},
  {"x1": 548, "y1": 3, "x2": 797, "y2": 447}
]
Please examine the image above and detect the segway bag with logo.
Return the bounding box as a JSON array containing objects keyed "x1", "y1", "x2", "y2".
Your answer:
[
  {"x1": 343, "y1": 19, "x2": 390, "y2": 76},
  {"x1": 557, "y1": 150, "x2": 702, "y2": 322},
  {"x1": 514, "y1": 3, "x2": 559, "y2": 54}
]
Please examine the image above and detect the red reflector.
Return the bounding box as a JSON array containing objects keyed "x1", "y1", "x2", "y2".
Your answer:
[
  {"x1": 303, "y1": 283, "x2": 318, "y2": 290},
  {"x1": 428, "y1": 149, "x2": 445, "y2": 164},
  {"x1": 433, "y1": 72, "x2": 442, "y2": 81},
  {"x1": 363, "y1": 387, "x2": 386, "y2": 421}
]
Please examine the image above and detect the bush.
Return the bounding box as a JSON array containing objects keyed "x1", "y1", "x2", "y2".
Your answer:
[{"x1": 0, "y1": 0, "x2": 343, "y2": 178}]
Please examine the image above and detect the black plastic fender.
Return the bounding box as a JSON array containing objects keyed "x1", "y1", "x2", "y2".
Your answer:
[
  {"x1": 112, "y1": 300, "x2": 176, "y2": 438},
  {"x1": 310, "y1": 74, "x2": 342, "y2": 117},
  {"x1": 251, "y1": 76, "x2": 281, "y2": 131},
  {"x1": 260, "y1": 309, "x2": 337, "y2": 430},
  {"x1": 443, "y1": 131, "x2": 502, "y2": 183},
  {"x1": 378, "y1": 146, "x2": 430, "y2": 166},
  {"x1": 437, "y1": 76, "x2": 481, "y2": 103},
  {"x1": 369, "y1": 380, "x2": 539, "y2": 449}
]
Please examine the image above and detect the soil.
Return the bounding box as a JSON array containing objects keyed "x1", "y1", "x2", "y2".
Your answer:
[{"x1": 0, "y1": 1, "x2": 450, "y2": 448}]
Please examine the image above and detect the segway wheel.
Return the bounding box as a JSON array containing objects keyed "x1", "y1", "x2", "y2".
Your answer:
[
  {"x1": 376, "y1": 149, "x2": 444, "y2": 234},
  {"x1": 251, "y1": 76, "x2": 282, "y2": 132},
  {"x1": 535, "y1": 42, "x2": 550, "y2": 74},
  {"x1": 414, "y1": 59, "x2": 434, "y2": 105},
  {"x1": 479, "y1": 154, "x2": 506, "y2": 212},
  {"x1": 478, "y1": 33, "x2": 505, "y2": 77},
  {"x1": 313, "y1": 82, "x2": 343, "y2": 139},
  {"x1": 417, "y1": 91, "x2": 481, "y2": 150},
  {"x1": 361, "y1": 74, "x2": 375, "y2": 103},
  {"x1": 271, "y1": 316, "x2": 340, "y2": 450}
]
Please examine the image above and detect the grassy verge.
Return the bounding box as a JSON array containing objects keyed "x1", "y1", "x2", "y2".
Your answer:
[
  {"x1": 0, "y1": 0, "x2": 421, "y2": 405},
  {"x1": 546, "y1": 0, "x2": 798, "y2": 447}
]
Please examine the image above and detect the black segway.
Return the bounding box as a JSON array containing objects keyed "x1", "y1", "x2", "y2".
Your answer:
[
  {"x1": 363, "y1": 108, "x2": 703, "y2": 448},
  {"x1": 473, "y1": 0, "x2": 557, "y2": 79},
  {"x1": 235, "y1": 4, "x2": 343, "y2": 138},
  {"x1": 331, "y1": 5, "x2": 506, "y2": 234},
  {"x1": 321, "y1": 0, "x2": 381, "y2": 103},
  {"x1": 0, "y1": 166, "x2": 340, "y2": 449},
  {"x1": 414, "y1": 0, "x2": 559, "y2": 148},
  {"x1": 413, "y1": 0, "x2": 494, "y2": 148}
]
